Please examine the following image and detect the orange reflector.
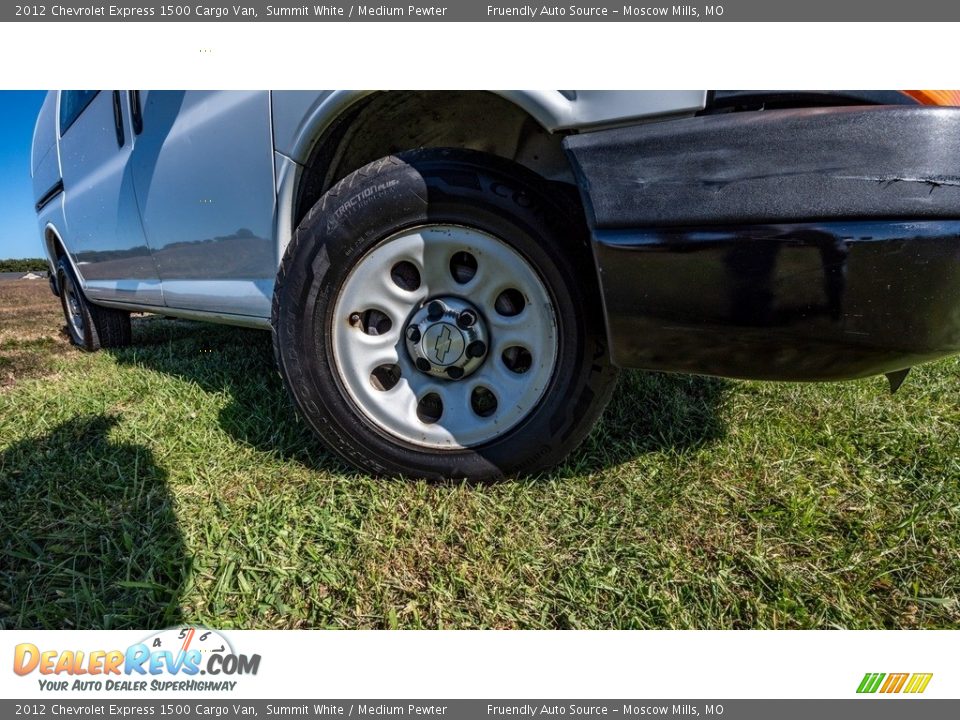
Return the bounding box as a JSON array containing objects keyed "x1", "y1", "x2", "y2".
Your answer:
[{"x1": 903, "y1": 90, "x2": 960, "y2": 106}]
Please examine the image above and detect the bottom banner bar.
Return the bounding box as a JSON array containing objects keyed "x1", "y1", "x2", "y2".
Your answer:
[{"x1": 2, "y1": 700, "x2": 955, "y2": 720}]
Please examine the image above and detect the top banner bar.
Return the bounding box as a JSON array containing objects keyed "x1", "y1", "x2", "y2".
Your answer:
[{"x1": 6, "y1": 0, "x2": 960, "y2": 22}]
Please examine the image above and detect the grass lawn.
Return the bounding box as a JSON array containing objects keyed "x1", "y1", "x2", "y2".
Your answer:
[{"x1": 1, "y1": 279, "x2": 958, "y2": 630}]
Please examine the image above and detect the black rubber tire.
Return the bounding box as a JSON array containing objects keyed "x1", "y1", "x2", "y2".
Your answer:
[
  {"x1": 272, "y1": 149, "x2": 618, "y2": 481},
  {"x1": 57, "y1": 256, "x2": 132, "y2": 352}
]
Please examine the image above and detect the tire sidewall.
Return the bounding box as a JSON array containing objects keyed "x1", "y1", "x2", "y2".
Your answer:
[{"x1": 57, "y1": 258, "x2": 91, "y2": 349}]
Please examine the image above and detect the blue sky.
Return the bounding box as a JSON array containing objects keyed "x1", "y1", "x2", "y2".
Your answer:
[{"x1": 0, "y1": 91, "x2": 48, "y2": 259}]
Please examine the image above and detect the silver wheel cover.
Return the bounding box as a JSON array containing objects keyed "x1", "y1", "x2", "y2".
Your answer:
[{"x1": 330, "y1": 225, "x2": 558, "y2": 449}]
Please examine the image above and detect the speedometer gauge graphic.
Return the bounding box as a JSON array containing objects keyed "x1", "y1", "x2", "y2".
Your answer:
[{"x1": 140, "y1": 627, "x2": 234, "y2": 658}]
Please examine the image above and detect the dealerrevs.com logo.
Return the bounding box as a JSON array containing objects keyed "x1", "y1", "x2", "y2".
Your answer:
[
  {"x1": 13, "y1": 628, "x2": 261, "y2": 693},
  {"x1": 857, "y1": 673, "x2": 933, "y2": 694}
]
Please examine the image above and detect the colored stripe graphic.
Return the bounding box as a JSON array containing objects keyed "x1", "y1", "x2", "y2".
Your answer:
[
  {"x1": 857, "y1": 672, "x2": 932, "y2": 694},
  {"x1": 857, "y1": 673, "x2": 885, "y2": 693},
  {"x1": 880, "y1": 673, "x2": 909, "y2": 693},
  {"x1": 904, "y1": 674, "x2": 933, "y2": 694}
]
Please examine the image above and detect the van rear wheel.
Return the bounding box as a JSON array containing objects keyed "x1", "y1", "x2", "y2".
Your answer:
[{"x1": 57, "y1": 257, "x2": 131, "y2": 351}]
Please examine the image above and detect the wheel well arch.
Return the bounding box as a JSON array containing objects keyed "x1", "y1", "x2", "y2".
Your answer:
[
  {"x1": 43, "y1": 224, "x2": 66, "y2": 262},
  {"x1": 290, "y1": 91, "x2": 579, "y2": 232},
  {"x1": 42, "y1": 223, "x2": 83, "y2": 296}
]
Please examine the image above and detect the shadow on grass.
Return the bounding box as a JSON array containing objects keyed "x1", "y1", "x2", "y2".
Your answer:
[
  {"x1": 564, "y1": 369, "x2": 729, "y2": 475},
  {"x1": 107, "y1": 317, "x2": 729, "y2": 476},
  {"x1": 112, "y1": 317, "x2": 336, "y2": 469},
  {"x1": 0, "y1": 415, "x2": 188, "y2": 629}
]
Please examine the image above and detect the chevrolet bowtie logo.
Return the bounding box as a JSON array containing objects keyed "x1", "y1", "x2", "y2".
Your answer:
[{"x1": 433, "y1": 325, "x2": 453, "y2": 364}]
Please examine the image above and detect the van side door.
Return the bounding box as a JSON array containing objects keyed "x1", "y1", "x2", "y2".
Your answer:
[
  {"x1": 127, "y1": 91, "x2": 276, "y2": 318},
  {"x1": 57, "y1": 90, "x2": 163, "y2": 305}
]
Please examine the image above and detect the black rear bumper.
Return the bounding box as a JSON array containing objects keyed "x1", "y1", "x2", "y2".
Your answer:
[{"x1": 564, "y1": 107, "x2": 960, "y2": 380}]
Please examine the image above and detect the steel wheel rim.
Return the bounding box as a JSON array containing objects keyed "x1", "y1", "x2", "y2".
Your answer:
[{"x1": 331, "y1": 225, "x2": 559, "y2": 449}]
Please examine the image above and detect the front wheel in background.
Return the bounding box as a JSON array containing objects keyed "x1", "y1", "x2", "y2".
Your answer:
[
  {"x1": 272, "y1": 149, "x2": 618, "y2": 481},
  {"x1": 56, "y1": 256, "x2": 132, "y2": 351}
]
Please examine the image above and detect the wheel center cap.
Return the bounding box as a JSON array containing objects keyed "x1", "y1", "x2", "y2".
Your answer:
[
  {"x1": 423, "y1": 322, "x2": 465, "y2": 366},
  {"x1": 406, "y1": 297, "x2": 488, "y2": 380}
]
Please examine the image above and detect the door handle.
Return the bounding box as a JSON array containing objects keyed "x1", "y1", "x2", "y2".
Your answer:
[
  {"x1": 112, "y1": 90, "x2": 125, "y2": 148},
  {"x1": 129, "y1": 90, "x2": 143, "y2": 135}
]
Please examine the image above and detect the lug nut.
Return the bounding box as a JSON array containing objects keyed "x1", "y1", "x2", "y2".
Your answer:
[
  {"x1": 457, "y1": 310, "x2": 477, "y2": 328},
  {"x1": 427, "y1": 301, "x2": 444, "y2": 320},
  {"x1": 407, "y1": 326, "x2": 421, "y2": 342},
  {"x1": 466, "y1": 340, "x2": 487, "y2": 358},
  {"x1": 446, "y1": 366, "x2": 464, "y2": 380},
  {"x1": 415, "y1": 358, "x2": 432, "y2": 373}
]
